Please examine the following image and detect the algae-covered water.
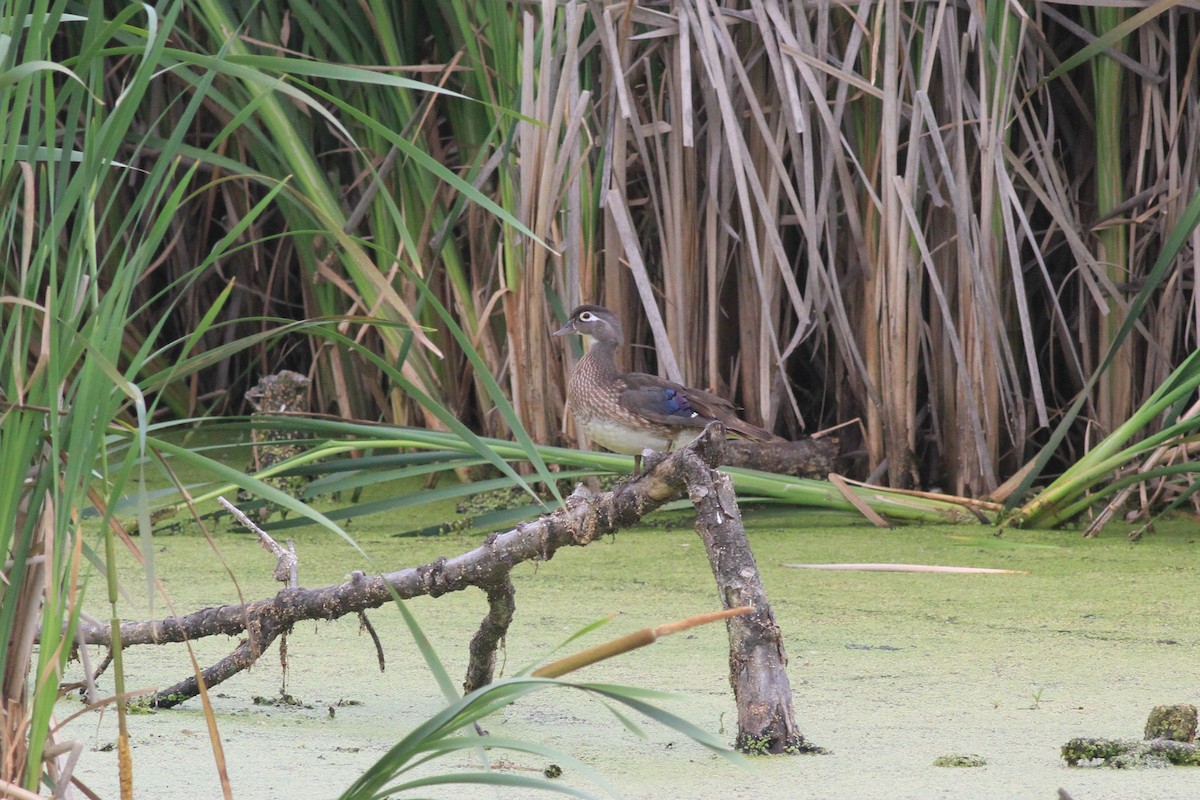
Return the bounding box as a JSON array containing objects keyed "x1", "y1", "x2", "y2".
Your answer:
[{"x1": 62, "y1": 494, "x2": 1200, "y2": 800}]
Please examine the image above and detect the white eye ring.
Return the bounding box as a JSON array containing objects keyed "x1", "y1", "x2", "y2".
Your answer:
[{"x1": 579, "y1": 311, "x2": 595, "y2": 322}]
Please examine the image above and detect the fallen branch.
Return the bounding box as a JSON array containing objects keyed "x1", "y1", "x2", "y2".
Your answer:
[{"x1": 74, "y1": 425, "x2": 810, "y2": 752}]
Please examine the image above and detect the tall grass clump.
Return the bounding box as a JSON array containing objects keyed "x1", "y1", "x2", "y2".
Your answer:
[
  {"x1": 0, "y1": 1, "x2": 543, "y2": 793},
  {"x1": 405, "y1": 2, "x2": 1200, "y2": 514},
  {"x1": 0, "y1": 1, "x2": 225, "y2": 791},
  {"x1": 179, "y1": 1, "x2": 1198, "y2": 511}
]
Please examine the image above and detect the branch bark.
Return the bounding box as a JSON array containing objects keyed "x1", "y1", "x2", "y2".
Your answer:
[
  {"x1": 463, "y1": 575, "x2": 516, "y2": 694},
  {"x1": 75, "y1": 425, "x2": 811, "y2": 752},
  {"x1": 685, "y1": 451, "x2": 820, "y2": 754},
  {"x1": 724, "y1": 436, "x2": 839, "y2": 477}
]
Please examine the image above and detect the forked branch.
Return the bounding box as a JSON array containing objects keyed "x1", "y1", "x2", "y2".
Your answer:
[{"x1": 74, "y1": 426, "x2": 811, "y2": 752}]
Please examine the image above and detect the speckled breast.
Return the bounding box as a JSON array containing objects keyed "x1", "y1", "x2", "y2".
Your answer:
[{"x1": 567, "y1": 357, "x2": 697, "y2": 455}]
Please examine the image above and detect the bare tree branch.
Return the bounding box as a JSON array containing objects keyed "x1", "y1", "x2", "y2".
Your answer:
[{"x1": 74, "y1": 426, "x2": 812, "y2": 751}]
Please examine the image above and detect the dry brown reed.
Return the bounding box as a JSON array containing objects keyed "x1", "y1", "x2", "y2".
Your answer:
[{"x1": 117, "y1": 1, "x2": 1200, "y2": 495}]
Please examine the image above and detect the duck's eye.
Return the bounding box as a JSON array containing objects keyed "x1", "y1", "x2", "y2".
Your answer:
[{"x1": 579, "y1": 311, "x2": 595, "y2": 322}]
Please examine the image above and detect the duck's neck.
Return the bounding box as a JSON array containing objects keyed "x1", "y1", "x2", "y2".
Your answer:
[{"x1": 581, "y1": 337, "x2": 621, "y2": 379}]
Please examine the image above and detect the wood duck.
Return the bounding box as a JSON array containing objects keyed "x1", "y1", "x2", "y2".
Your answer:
[{"x1": 554, "y1": 304, "x2": 778, "y2": 470}]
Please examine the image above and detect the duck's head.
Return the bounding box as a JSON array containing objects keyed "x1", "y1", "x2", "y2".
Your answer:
[{"x1": 553, "y1": 305, "x2": 624, "y2": 345}]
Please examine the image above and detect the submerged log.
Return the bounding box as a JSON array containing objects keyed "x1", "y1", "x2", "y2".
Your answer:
[
  {"x1": 1062, "y1": 737, "x2": 1200, "y2": 767},
  {"x1": 72, "y1": 425, "x2": 812, "y2": 753},
  {"x1": 1063, "y1": 704, "x2": 1200, "y2": 768},
  {"x1": 724, "y1": 436, "x2": 838, "y2": 478}
]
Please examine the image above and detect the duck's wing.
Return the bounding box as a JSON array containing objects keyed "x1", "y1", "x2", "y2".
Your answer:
[
  {"x1": 684, "y1": 386, "x2": 779, "y2": 442},
  {"x1": 618, "y1": 372, "x2": 714, "y2": 429},
  {"x1": 619, "y1": 372, "x2": 779, "y2": 441}
]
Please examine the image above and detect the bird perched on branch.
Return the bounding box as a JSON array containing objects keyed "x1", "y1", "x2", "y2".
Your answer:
[{"x1": 554, "y1": 304, "x2": 778, "y2": 471}]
